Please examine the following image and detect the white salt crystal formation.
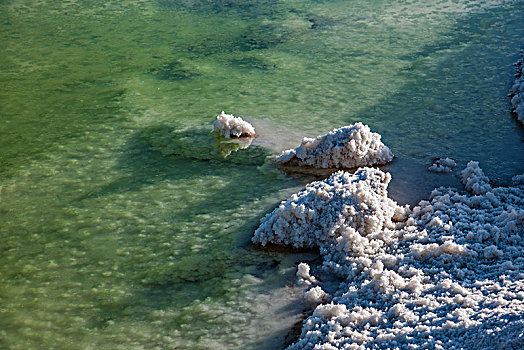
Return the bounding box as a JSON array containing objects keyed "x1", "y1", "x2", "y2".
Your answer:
[
  {"x1": 254, "y1": 164, "x2": 524, "y2": 350},
  {"x1": 253, "y1": 168, "x2": 405, "y2": 255},
  {"x1": 510, "y1": 52, "x2": 524, "y2": 125},
  {"x1": 304, "y1": 286, "x2": 331, "y2": 307},
  {"x1": 213, "y1": 111, "x2": 256, "y2": 138},
  {"x1": 461, "y1": 160, "x2": 491, "y2": 195},
  {"x1": 428, "y1": 157, "x2": 456, "y2": 173},
  {"x1": 296, "y1": 262, "x2": 317, "y2": 285},
  {"x1": 273, "y1": 123, "x2": 394, "y2": 169}
]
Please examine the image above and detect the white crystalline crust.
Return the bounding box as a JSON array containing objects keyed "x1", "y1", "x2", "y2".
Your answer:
[
  {"x1": 428, "y1": 157, "x2": 456, "y2": 173},
  {"x1": 273, "y1": 123, "x2": 394, "y2": 169},
  {"x1": 510, "y1": 52, "x2": 524, "y2": 125},
  {"x1": 297, "y1": 262, "x2": 317, "y2": 285},
  {"x1": 253, "y1": 166, "x2": 524, "y2": 350},
  {"x1": 213, "y1": 111, "x2": 256, "y2": 138},
  {"x1": 304, "y1": 286, "x2": 330, "y2": 307},
  {"x1": 460, "y1": 160, "x2": 491, "y2": 195}
]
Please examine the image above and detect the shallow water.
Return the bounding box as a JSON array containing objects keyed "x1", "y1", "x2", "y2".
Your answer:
[{"x1": 1, "y1": 0, "x2": 524, "y2": 348}]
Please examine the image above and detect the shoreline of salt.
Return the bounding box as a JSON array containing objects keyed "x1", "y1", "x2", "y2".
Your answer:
[
  {"x1": 252, "y1": 54, "x2": 524, "y2": 349},
  {"x1": 255, "y1": 164, "x2": 523, "y2": 350},
  {"x1": 510, "y1": 50, "x2": 524, "y2": 126}
]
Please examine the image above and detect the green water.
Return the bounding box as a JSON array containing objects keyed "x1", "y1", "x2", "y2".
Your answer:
[{"x1": 1, "y1": 0, "x2": 524, "y2": 348}]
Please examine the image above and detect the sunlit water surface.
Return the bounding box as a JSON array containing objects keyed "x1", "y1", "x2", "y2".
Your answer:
[{"x1": 1, "y1": 0, "x2": 524, "y2": 349}]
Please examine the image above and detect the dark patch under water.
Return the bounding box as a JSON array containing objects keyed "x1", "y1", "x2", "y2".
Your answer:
[{"x1": 149, "y1": 61, "x2": 200, "y2": 81}]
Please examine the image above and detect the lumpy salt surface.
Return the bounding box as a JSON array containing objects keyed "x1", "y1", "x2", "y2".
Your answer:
[
  {"x1": 1, "y1": 0, "x2": 524, "y2": 349},
  {"x1": 254, "y1": 165, "x2": 524, "y2": 349}
]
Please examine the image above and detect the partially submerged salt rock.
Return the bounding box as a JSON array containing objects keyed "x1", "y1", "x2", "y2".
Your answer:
[
  {"x1": 428, "y1": 157, "x2": 456, "y2": 173},
  {"x1": 142, "y1": 124, "x2": 267, "y2": 164},
  {"x1": 510, "y1": 52, "x2": 524, "y2": 125},
  {"x1": 273, "y1": 123, "x2": 393, "y2": 169},
  {"x1": 213, "y1": 111, "x2": 256, "y2": 138}
]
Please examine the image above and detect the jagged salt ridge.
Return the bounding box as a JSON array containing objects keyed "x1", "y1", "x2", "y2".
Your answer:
[
  {"x1": 254, "y1": 166, "x2": 524, "y2": 349},
  {"x1": 510, "y1": 52, "x2": 524, "y2": 125},
  {"x1": 273, "y1": 123, "x2": 394, "y2": 169},
  {"x1": 213, "y1": 111, "x2": 256, "y2": 138}
]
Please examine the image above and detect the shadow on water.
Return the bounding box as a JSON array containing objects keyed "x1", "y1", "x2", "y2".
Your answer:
[
  {"x1": 84, "y1": 123, "x2": 303, "y2": 343},
  {"x1": 157, "y1": 0, "x2": 318, "y2": 60},
  {"x1": 148, "y1": 60, "x2": 201, "y2": 81},
  {"x1": 77, "y1": 123, "x2": 275, "y2": 201},
  {"x1": 343, "y1": 4, "x2": 524, "y2": 202},
  {"x1": 0, "y1": 80, "x2": 127, "y2": 180}
]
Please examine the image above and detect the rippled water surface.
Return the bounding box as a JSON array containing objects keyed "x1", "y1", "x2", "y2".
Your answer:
[{"x1": 1, "y1": 0, "x2": 524, "y2": 348}]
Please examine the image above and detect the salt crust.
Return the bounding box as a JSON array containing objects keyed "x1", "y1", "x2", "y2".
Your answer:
[
  {"x1": 213, "y1": 111, "x2": 256, "y2": 138},
  {"x1": 460, "y1": 160, "x2": 491, "y2": 195},
  {"x1": 510, "y1": 51, "x2": 524, "y2": 125},
  {"x1": 428, "y1": 158, "x2": 456, "y2": 174},
  {"x1": 273, "y1": 123, "x2": 394, "y2": 169},
  {"x1": 304, "y1": 286, "x2": 331, "y2": 307},
  {"x1": 253, "y1": 166, "x2": 524, "y2": 349}
]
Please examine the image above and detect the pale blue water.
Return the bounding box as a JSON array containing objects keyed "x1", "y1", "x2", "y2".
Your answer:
[{"x1": 1, "y1": 0, "x2": 524, "y2": 348}]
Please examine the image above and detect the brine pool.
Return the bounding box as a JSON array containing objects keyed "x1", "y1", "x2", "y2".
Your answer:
[{"x1": 1, "y1": 0, "x2": 524, "y2": 349}]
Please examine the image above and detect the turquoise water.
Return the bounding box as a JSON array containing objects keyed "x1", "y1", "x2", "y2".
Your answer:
[{"x1": 1, "y1": 0, "x2": 524, "y2": 348}]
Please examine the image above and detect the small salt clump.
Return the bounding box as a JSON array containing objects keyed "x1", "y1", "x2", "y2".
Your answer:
[
  {"x1": 428, "y1": 157, "x2": 456, "y2": 173},
  {"x1": 304, "y1": 286, "x2": 330, "y2": 307},
  {"x1": 461, "y1": 160, "x2": 491, "y2": 195},
  {"x1": 510, "y1": 51, "x2": 524, "y2": 125},
  {"x1": 512, "y1": 174, "x2": 524, "y2": 185},
  {"x1": 273, "y1": 123, "x2": 393, "y2": 169},
  {"x1": 213, "y1": 111, "x2": 256, "y2": 138},
  {"x1": 297, "y1": 262, "x2": 317, "y2": 285}
]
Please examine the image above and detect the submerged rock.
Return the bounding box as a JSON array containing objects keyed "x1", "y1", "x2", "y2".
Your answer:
[
  {"x1": 149, "y1": 60, "x2": 200, "y2": 81},
  {"x1": 273, "y1": 123, "x2": 393, "y2": 169},
  {"x1": 139, "y1": 124, "x2": 266, "y2": 165}
]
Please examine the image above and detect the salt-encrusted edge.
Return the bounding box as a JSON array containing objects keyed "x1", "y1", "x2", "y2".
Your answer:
[{"x1": 510, "y1": 50, "x2": 524, "y2": 126}]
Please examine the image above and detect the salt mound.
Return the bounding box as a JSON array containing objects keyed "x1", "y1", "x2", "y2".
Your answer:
[
  {"x1": 254, "y1": 164, "x2": 524, "y2": 349},
  {"x1": 510, "y1": 52, "x2": 524, "y2": 125},
  {"x1": 273, "y1": 123, "x2": 394, "y2": 169},
  {"x1": 253, "y1": 168, "x2": 406, "y2": 255},
  {"x1": 213, "y1": 111, "x2": 256, "y2": 138},
  {"x1": 428, "y1": 157, "x2": 456, "y2": 173},
  {"x1": 297, "y1": 262, "x2": 317, "y2": 285},
  {"x1": 304, "y1": 286, "x2": 330, "y2": 307},
  {"x1": 461, "y1": 160, "x2": 491, "y2": 195}
]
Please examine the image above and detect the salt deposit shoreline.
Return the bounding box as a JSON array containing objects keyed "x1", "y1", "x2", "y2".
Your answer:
[
  {"x1": 510, "y1": 50, "x2": 524, "y2": 125},
  {"x1": 258, "y1": 164, "x2": 524, "y2": 350},
  {"x1": 252, "y1": 54, "x2": 524, "y2": 349}
]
